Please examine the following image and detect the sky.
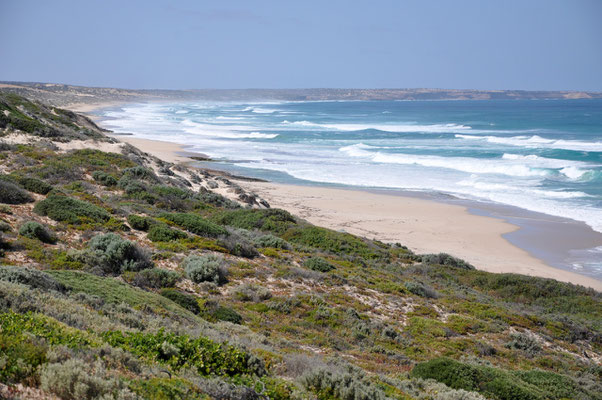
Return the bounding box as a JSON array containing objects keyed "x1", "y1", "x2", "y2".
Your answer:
[{"x1": 1, "y1": 0, "x2": 601, "y2": 91}]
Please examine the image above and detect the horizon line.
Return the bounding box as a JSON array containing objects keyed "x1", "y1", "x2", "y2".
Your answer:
[{"x1": 2, "y1": 80, "x2": 601, "y2": 94}]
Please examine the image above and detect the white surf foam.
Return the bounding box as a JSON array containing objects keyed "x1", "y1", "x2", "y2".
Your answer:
[
  {"x1": 340, "y1": 145, "x2": 553, "y2": 178},
  {"x1": 216, "y1": 116, "x2": 245, "y2": 120},
  {"x1": 284, "y1": 120, "x2": 472, "y2": 133},
  {"x1": 457, "y1": 134, "x2": 602, "y2": 152},
  {"x1": 180, "y1": 120, "x2": 277, "y2": 139},
  {"x1": 240, "y1": 159, "x2": 602, "y2": 233}
]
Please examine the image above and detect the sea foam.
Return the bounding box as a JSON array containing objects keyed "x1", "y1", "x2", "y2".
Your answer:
[{"x1": 457, "y1": 134, "x2": 602, "y2": 152}]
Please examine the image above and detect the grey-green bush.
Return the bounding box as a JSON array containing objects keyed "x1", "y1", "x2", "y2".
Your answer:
[
  {"x1": 18, "y1": 221, "x2": 57, "y2": 244},
  {"x1": 120, "y1": 166, "x2": 158, "y2": 182},
  {"x1": 254, "y1": 234, "x2": 290, "y2": 249},
  {"x1": 0, "y1": 180, "x2": 34, "y2": 204},
  {"x1": 421, "y1": 253, "x2": 475, "y2": 270},
  {"x1": 9, "y1": 176, "x2": 53, "y2": 195},
  {"x1": 92, "y1": 170, "x2": 118, "y2": 186},
  {"x1": 233, "y1": 283, "x2": 272, "y2": 302},
  {"x1": 405, "y1": 281, "x2": 439, "y2": 299},
  {"x1": 87, "y1": 233, "x2": 153, "y2": 275},
  {"x1": 0, "y1": 265, "x2": 66, "y2": 292},
  {"x1": 183, "y1": 254, "x2": 227, "y2": 284},
  {"x1": 505, "y1": 333, "x2": 542, "y2": 356},
  {"x1": 40, "y1": 358, "x2": 138, "y2": 400},
  {"x1": 304, "y1": 257, "x2": 335, "y2": 273},
  {"x1": 301, "y1": 365, "x2": 387, "y2": 400},
  {"x1": 217, "y1": 233, "x2": 258, "y2": 258},
  {"x1": 133, "y1": 267, "x2": 180, "y2": 289},
  {"x1": 0, "y1": 221, "x2": 11, "y2": 232}
]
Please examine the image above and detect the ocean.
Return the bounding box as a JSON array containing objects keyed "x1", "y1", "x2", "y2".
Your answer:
[{"x1": 98, "y1": 99, "x2": 602, "y2": 277}]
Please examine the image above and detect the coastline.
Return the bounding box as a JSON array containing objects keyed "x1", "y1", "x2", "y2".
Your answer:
[
  {"x1": 100, "y1": 131, "x2": 602, "y2": 291},
  {"x1": 74, "y1": 100, "x2": 601, "y2": 290}
]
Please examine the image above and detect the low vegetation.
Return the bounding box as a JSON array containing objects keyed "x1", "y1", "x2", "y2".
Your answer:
[
  {"x1": 18, "y1": 221, "x2": 57, "y2": 244},
  {"x1": 34, "y1": 194, "x2": 111, "y2": 224},
  {"x1": 0, "y1": 91, "x2": 600, "y2": 399},
  {"x1": 0, "y1": 180, "x2": 34, "y2": 204}
]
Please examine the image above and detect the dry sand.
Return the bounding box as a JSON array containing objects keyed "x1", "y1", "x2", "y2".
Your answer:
[
  {"x1": 72, "y1": 101, "x2": 602, "y2": 291},
  {"x1": 243, "y1": 182, "x2": 602, "y2": 291},
  {"x1": 109, "y1": 136, "x2": 201, "y2": 164}
]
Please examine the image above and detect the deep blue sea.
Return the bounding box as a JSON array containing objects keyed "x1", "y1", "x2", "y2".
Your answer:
[{"x1": 100, "y1": 99, "x2": 602, "y2": 273}]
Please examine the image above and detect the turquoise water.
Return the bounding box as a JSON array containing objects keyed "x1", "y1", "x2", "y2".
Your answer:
[{"x1": 100, "y1": 99, "x2": 602, "y2": 274}]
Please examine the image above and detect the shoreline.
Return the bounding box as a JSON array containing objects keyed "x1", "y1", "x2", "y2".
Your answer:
[
  {"x1": 106, "y1": 135, "x2": 602, "y2": 290},
  {"x1": 78, "y1": 101, "x2": 602, "y2": 290}
]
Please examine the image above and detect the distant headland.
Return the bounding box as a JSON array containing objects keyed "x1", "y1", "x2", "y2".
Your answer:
[{"x1": 1, "y1": 81, "x2": 600, "y2": 109}]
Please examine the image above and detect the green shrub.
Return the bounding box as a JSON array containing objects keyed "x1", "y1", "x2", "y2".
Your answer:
[
  {"x1": 0, "y1": 180, "x2": 34, "y2": 204},
  {"x1": 0, "y1": 221, "x2": 11, "y2": 232},
  {"x1": 18, "y1": 221, "x2": 57, "y2": 244},
  {"x1": 91, "y1": 170, "x2": 118, "y2": 186},
  {"x1": 34, "y1": 195, "x2": 110, "y2": 224},
  {"x1": 398, "y1": 378, "x2": 488, "y2": 400},
  {"x1": 304, "y1": 257, "x2": 335, "y2": 273},
  {"x1": 48, "y1": 270, "x2": 197, "y2": 321},
  {"x1": 152, "y1": 185, "x2": 193, "y2": 199},
  {"x1": 159, "y1": 289, "x2": 201, "y2": 315},
  {"x1": 421, "y1": 253, "x2": 475, "y2": 270},
  {"x1": 211, "y1": 208, "x2": 296, "y2": 234},
  {"x1": 197, "y1": 188, "x2": 240, "y2": 209},
  {"x1": 210, "y1": 306, "x2": 243, "y2": 324},
  {"x1": 0, "y1": 311, "x2": 95, "y2": 347},
  {"x1": 405, "y1": 281, "x2": 439, "y2": 299},
  {"x1": 122, "y1": 181, "x2": 156, "y2": 203},
  {"x1": 127, "y1": 214, "x2": 154, "y2": 231},
  {"x1": 463, "y1": 273, "x2": 598, "y2": 316},
  {"x1": 87, "y1": 233, "x2": 153, "y2": 274},
  {"x1": 0, "y1": 333, "x2": 47, "y2": 384},
  {"x1": 282, "y1": 226, "x2": 384, "y2": 259},
  {"x1": 130, "y1": 377, "x2": 200, "y2": 400},
  {"x1": 515, "y1": 370, "x2": 581, "y2": 400},
  {"x1": 160, "y1": 212, "x2": 227, "y2": 238},
  {"x1": 183, "y1": 254, "x2": 226, "y2": 284},
  {"x1": 120, "y1": 166, "x2": 157, "y2": 182},
  {"x1": 409, "y1": 357, "x2": 585, "y2": 400},
  {"x1": 218, "y1": 234, "x2": 258, "y2": 258},
  {"x1": 147, "y1": 224, "x2": 187, "y2": 242},
  {"x1": 102, "y1": 329, "x2": 264, "y2": 377},
  {"x1": 0, "y1": 265, "x2": 66, "y2": 292},
  {"x1": 15, "y1": 176, "x2": 52, "y2": 195},
  {"x1": 254, "y1": 234, "x2": 290, "y2": 249},
  {"x1": 133, "y1": 267, "x2": 180, "y2": 289}
]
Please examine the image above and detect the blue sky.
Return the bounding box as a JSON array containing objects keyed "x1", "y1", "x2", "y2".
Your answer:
[{"x1": 1, "y1": 0, "x2": 600, "y2": 90}]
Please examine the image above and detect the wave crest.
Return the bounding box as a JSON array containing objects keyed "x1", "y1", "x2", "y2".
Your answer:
[{"x1": 457, "y1": 134, "x2": 602, "y2": 152}]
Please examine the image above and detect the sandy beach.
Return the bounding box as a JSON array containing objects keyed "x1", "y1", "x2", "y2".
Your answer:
[{"x1": 101, "y1": 132, "x2": 602, "y2": 291}]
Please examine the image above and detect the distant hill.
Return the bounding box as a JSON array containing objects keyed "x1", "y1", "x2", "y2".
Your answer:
[{"x1": 1, "y1": 81, "x2": 600, "y2": 108}]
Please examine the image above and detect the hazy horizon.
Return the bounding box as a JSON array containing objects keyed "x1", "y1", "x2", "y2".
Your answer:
[
  {"x1": 1, "y1": 0, "x2": 601, "y2": 91},
  {"x1": 4, "y1": 81, "x2": 602, "y2": 94}
]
